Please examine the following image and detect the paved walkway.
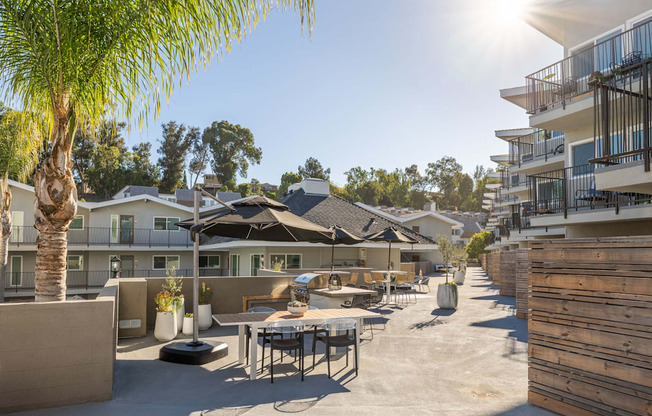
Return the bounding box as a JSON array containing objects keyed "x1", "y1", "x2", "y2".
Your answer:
[{"x1": 13, "y1": 267, "x2": 555, "y2": 416}]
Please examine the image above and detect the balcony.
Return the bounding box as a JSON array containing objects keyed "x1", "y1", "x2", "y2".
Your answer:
[
  {"x1": 4, "y1": 268, "x2": 228, "y2": 294},
  {"x1": 507, "y1": 130, "x2": 564, "y2": 172},
  {"x1": 526, "y1": 20, "x2": 652, "y2": 115},
  {"x1": 9, "y1": 226, "x2": 194, "y2": 248},
  {"x1": 589, "y1": 58, "x2": 652, "y2": 194},
  {"x1": 526, "y1": 164, "x2": 652, "y2": 222}
]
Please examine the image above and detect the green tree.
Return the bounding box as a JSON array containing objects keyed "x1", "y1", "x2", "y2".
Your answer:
[
  {"x1": 0, "y1": 0, "x2": 313, "y2": 301},
  {"x1": 85, "y1": 122, "x2": 132, "y2": 199},
  {"x1": 129, "y1": 143, "x2": 160, "y2": 187},
  {"x1": 158, "y1": 122, "x2": 197, "y2": 194},
  {"x1": 298, "y1": 157, "x2": 330, "y2": 180},
  {"x1": 426, "y1": 156, "x2": 463, "y2": 209},
  {"x1": 188, "y1": 134, "x2": 211, "y2": 187},
  {"x1": 238, "y1": 183, "x2": 252, "y2": 197},
  {"x1": 0, "y1": 108, "x2": 41, "y2": 302},
  {"x1": 205, "y1": 121, "x2": 262, "y2": 185},
  {"x1": 466, "y1": 231, "x2": 492, "y2": 260},
  {"x1": 437, "y1": 235, "x2": 454, "y2": 283},
  {"x1": 279, "y1": 172, "x2": 302, "y2": 195}
]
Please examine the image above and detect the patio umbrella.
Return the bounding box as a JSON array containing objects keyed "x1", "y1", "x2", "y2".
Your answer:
[
  {"x1": 364, "y1": 226, "x2": 418, "y2": 270},
  {"x1": 328, "y1": 225, "x2": 364, "y2": 272},
  {"x1": 178, "y1": 196, "x2": 335, "y2": 243}
]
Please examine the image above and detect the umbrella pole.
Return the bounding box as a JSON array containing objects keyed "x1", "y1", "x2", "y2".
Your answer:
[
  {"x1": 192, "y1": 185, "x2": 201, "y2": 346},
  {"x1": 388, "y1": 241, "x2": 392, "y2": 270},
  {"x1": 331, "y1": 243, "x2": 335, "y2": 272}
]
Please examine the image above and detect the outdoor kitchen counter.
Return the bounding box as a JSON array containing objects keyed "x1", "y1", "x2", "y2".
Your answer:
[{"x1": 309, "y1": 287, "x2": 376, "y2": 309}]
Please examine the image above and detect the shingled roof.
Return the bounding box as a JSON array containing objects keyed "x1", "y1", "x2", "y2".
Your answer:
[
  {"x1": 440, "y1": 212, "x2": 482, "y2": 238},
  {"x1": 278, "y1": 189, "x2": 435, "y2": 244}
]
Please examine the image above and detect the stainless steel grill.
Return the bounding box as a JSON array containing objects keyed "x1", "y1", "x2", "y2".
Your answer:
[{"x1": 291, "y1": 273, "x2": 322, "y2": 303}]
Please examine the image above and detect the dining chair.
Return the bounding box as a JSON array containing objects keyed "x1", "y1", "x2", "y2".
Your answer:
[
  {"x1": 312, "y1": 318, "x2": 358, "y2": 378},
  {"x1": 242, "y1": 306, "x2": 279, "y2": 367},
  {"x1": 362, "y1": 273, "x2": 376, "y2": 288},
  {"x1": 267, "y1": 321, "x2": 305, "y2": 383},
  {"x1": 348, "y1": 272, "x2": 359, "y2": 287},
  {"x1": 372, "y1": 272, "x2": 386, "y2": 285}
]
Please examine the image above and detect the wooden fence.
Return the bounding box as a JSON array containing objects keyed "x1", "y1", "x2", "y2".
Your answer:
[
  {"x1": 528, "y1": 237, "x2": 652, "y2": 416},
  {"x1": 499, "y1": 250, "x2": 516, "y2": 297},
  {"x1": 490, "y1": 251, "x2": 501, "y2": 285},
  {"x1": 479, "y1": 253, "x2": 487, "y2": 272},
  {"x1": 515, "y1": 248, "x2": 528, "y2": 319}
]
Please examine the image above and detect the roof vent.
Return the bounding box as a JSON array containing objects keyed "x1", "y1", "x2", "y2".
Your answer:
[{"x1": 299, "y1": 178, "x2": 330, "y2": 196}]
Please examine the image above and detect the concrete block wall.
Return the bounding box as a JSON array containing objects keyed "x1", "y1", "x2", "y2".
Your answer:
[{"x1": 0, "y1": 279, "x2": 118, "y2": 414}]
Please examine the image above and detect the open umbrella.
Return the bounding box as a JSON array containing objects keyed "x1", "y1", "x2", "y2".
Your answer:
[
  {"x1": 162, "y1": 191, "x2": 335, "y2": 366},
  {"x1": 328, "y1": 225, "x2": 364, "y2": 272},
  {"x1": 178, "y1": 196, "x2": 335, "y2": 243},
  {"x1": 364, "y1": 226, "x2": 418, "y2": 270}
]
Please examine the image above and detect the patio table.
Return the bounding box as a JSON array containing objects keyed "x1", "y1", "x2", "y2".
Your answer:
[
  {"x1": 371, "y1": 270, "x2": 408, "y2": 305},
  {"x1": 213, "y1": 308, "x2": 381, "y2": 380}
]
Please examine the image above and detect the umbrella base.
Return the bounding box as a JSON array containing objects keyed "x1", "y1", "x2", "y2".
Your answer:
[{"x1": 159, "y1": 341, "x2": 228, "y2": 365}]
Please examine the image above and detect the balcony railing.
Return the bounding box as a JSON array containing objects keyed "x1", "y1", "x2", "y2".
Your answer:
[
  {"x1": 4, "y1": 268, "x2": 228, "y2": 293},
  {"x1": 526, "y1": 164, "x2": 652, "y2": 218},
  {"x1": 9, "y1": 226, "x2": 193, "y2": 247},
  {"x1": 526, "y1": 20, "x2": 652, "y2": 114},
  {"x1": 508, "y1": 130, "x2": 565, "y2": 167},
  {"x1": 590, "y1": 59, "x2": 652, "y2": 172}
]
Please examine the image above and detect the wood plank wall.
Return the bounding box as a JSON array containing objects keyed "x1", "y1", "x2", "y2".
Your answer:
[
  {"x1": 528, "y1": 237, "x2": 652, "y2": 416},
  {"x1": 486, "y1": 253, "x2": 493, "y2": 279},
  {"x1": 500, "y1": 250, "x2": 516, "y2": 297},
  {"x1": 515, "y1": 248, "x2": 528, "y2": 319},
  {"x1": 490, "y1": 251, "x2": 501, "y2": 285}
]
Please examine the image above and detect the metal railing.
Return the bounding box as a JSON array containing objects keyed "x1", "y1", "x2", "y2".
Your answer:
[
  {"x1": 590, "y1": 59, "x2": 652, "y2": 172},
  {"x1": 526, "y1": 20, "x2": 652, "y2": 114},
  {"x1": 526, "y1": 164, "x2": 652, "y2": 218},
  {"x1": 508, "y1": 130, "x2": 565, "y2": 167},
  {"x1": 8, "y1": 226, "x2": 193, "y2": 247},
  {"x1": 4, "y1": 268, "x2": 228, "y2": 293}
]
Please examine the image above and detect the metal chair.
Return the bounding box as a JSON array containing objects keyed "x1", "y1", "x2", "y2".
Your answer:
[
  {"x1": 348, "y1": 272, "x2": 359, "y2": 287},
  {"x1": 242, "y1": 307, "x2": 278, "y2": 367},
  {"x1": 267, "y1": 321, "x2": 305, "y2": 383},
  {"x1": 312, "y1": 318, "x2": 358, "y2": 378},
  {"x1": 419, "y1": 276, "x2": 431, "y2": 292}
]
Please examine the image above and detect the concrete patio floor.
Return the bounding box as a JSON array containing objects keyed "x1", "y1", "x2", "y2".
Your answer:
[{"x1": 12, "y1": 267, "x2": 555, "y2": 416}]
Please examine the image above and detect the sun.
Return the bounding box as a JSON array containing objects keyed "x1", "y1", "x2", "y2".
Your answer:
[{"x1": 494, "y1": 0, "x2": 529, "y2": 23}]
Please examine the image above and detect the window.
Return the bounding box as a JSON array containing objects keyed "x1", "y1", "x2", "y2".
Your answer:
[
  {"x1": 270, "y1": 254, "x2": 302, "y2": 270},
  {"x1": 67, "y1": 255, "x2": 84, "y2": 270},
  {"x1": 199, "y1": 255, "x2": 220, "y2": 268},
  {"x1": 230, "y1": 254, "x2": 240, "y2": 276},
  {"x1": 69, "y1": 215, "x2": 84, "y2": 230},
  {"x1": 123, "y1": 192, "x2": 130, "y2": 198},
  {"x1": 412, "y1": 225, "x2": 420, "y2": 233},
  {"x1": 10, "y1": 211, "x2": 23, "y2": 243},
  {"x1": 153, "y1": 255, "x2": 180, "y2": 270},
  {"x1": 250, "y1": 254, "x2": 264, "y2": 276},
  {"x1": 111, "y1": 215, "x2": 119, "y2": 243},
  {"x1": 595, "y1": 30, "x2": 622, "y2": 72},
  {"x1": 572, "y1": 142, "x2": 595, "y2": 174},
  {"x1": 10, "y1": 256, "x2": 22, "y2": 286},
  {"x1": 154, "y1": 217, "x2": 180, "y2": 231},
  {"x1": 633, "y1": 17, "x2": 652, "y2": 59}
]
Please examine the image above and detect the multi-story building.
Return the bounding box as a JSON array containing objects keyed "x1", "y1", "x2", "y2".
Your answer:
[
  {"x1": 5, "y1": 180, "x2": 238, "y2": 300},
  {"x1": 489, "y1": 1, "x2": 652, "y2": 246}
]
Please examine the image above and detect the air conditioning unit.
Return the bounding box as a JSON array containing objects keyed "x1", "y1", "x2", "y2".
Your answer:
[{"x1": 358, "y1": 248, "x2": 367, "y2": 260}]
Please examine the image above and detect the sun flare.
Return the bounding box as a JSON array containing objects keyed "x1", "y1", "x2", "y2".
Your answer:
[{"x1": 493, "y1": 0, "x2": 530, "y2": 24}]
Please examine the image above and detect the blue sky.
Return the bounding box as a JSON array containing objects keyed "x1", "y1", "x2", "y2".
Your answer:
[{"x1": 126, "y1": 0, "x2": 562, "y2": 186}]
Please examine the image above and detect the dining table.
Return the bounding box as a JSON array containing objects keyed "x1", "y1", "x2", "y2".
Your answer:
[
  {"x1": 213, "y1": 308, "x2": 381, "y2": 380},
  {"x1": 371, "y1": 270, "x2": 408, "y2": 305}
]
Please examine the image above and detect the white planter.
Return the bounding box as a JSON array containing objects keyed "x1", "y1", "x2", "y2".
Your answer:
[
  {"x1": 182, "y1": 316, "x2": 194, "y2": 336},
  {"x1": 287, "y1": 304, "x2": 308, "y2": 317},
  {"x1": 437, "y1": 284, "x2": 458, "y2": 309},
  {"x1": 454, "y1": 271, "x2": 465, "y2": 285},
  {"x1": 176, "y1": 297, "x2": 185, "y2": 332},
  {"x1": 154, "y1": 311, "x2": 177, "y2": 341},
  {"x1": 198, "y1": 304, "x2": 212, "y2": 330}
]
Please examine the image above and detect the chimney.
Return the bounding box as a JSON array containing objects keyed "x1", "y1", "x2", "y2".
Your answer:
[
  {"x1": 298, "y1": 178, "x2": 330, "y2": 196},
  {"x1": 423, "y1": 202, "x2": 437, "y2": 211}
]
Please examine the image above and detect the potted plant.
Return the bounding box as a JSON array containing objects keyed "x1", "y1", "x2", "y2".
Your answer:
[
  {"x1": 436, "y1": 235, "x2": 458, "y2": 309},
  {"x1": 162, "y1": 268, "x2": 184, "y2": 332},
  {"x1": 182, "y1": 313, "x2": 193, "y2": 336},
  {"x1": 198, "y1": 282, "x2": 213, "y2": 330},
  {"x1": 452, "y1": 246, "x2": 469, "y2": 285},
  {"x1": 154, "y1": 291, "x2": 177, "y2": 341},
  {"x1": 287, "y1": 300, "x2": 308, "y2": 317}
]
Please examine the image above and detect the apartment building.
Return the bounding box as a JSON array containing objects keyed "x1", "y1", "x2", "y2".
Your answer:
[
  {"x1": 489, "y1": 1, "x2": 652, "y2": 247},
  {"x1": 5, "y1": 180, "x2": 235, "y2": 299}
]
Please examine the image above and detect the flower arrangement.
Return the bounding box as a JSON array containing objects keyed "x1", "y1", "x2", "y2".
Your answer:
[
  {"x1": 155, "y1": 291, "x2": 174, "y2": 313},
  {"x1": 184, "y1": 313, "x2": 193, "y2": 318},
  {"x1": 271, "y1": 259, "x2": 284, "y2": 272},
  {"x1": 198, "y1": 282, "x2": 212, "y2": 305},
  {"x1": 287, "y1": 300, "x2": 307, "y2": 308}
]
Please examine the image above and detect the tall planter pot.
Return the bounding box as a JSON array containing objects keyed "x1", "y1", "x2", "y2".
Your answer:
[
  {"x1": 154, "y1": 311, "x2": 177, "y2": 341},
  {"x1": 198, "y1": 304, "x2": 212, "y2": 330},
  {"x1": 175, "y1": 297, "x2": 185, "y2": 333},
  {"x1": 437, "y1": 283, "x2": 458, "y2": 309},
  {"x1": 453, "y1": 271, "x2": 465, "y2": 285}
]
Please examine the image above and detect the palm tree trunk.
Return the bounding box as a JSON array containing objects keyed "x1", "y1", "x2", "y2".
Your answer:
[
  {"x1": 33, "y1": 106, "x2": 78, "y2": 302},
  {"x1": 0, "y1": 176, "x2": 11, "y2": 303}
]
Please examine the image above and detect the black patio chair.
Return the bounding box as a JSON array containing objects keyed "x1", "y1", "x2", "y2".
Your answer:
[
  {"x1": 312, "y1": 318, "x2": 358, "y2": 378},
  {"x1": 267, "y1": 321, "x2": 305, "y2": 383}
]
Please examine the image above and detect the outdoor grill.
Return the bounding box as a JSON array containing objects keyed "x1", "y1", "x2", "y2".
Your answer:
[{"x1": 291, "y1": 273, "x2": 323, "y2": 304}]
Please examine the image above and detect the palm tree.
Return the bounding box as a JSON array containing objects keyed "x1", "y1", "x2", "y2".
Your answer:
[
  {"x1": 0, "y1": 107, "x2": 41, "y2": 302},
  {"x1": 0, "y1": 1, "x2": 314, "y2": 301}
]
